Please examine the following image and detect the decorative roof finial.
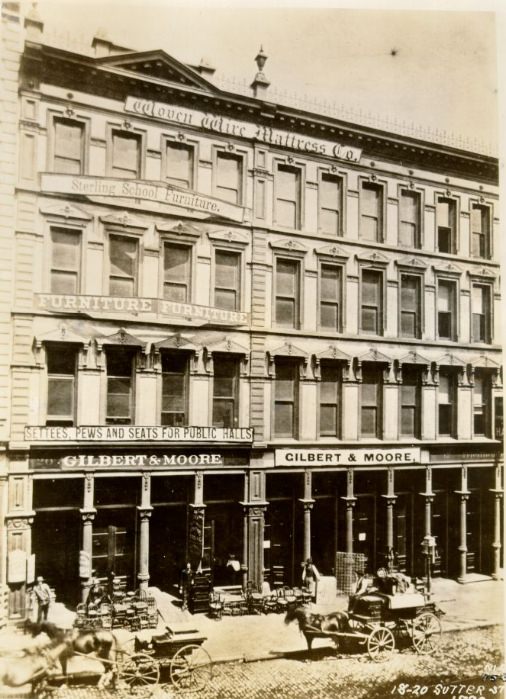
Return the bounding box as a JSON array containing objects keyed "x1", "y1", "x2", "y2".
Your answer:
[{"x1": 251, "y1": 46, "x2": 270, "y2": 98}]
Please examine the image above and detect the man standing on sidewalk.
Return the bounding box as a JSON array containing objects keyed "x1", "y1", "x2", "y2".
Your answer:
[{"x1": 33, "y1": 576, "x2": 51, "y2": 623}]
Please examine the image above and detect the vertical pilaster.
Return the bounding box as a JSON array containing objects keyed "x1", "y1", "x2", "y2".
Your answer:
[
  {"x1": 80, "y1": 472, "x2": 96, "y2": 602},
  {"x1": 188, "y1": 472, "x2": 206, "y2": 569},
  {"x1": 342, "y1": 468, "x2": 356, "y2": 554},
  {"x1": 137, "y1": 473, "x2": 153, "y2": 590},
  {"x1": 241, "y1": 468, "x2": 267, "y2": 590},
  {"x1": 455, "y1": 465, "x2": 470, "y2": 583},
  {"x1": 420, "y1": 466, "x2": 435, "y2": 538},
  {"x1": 299, "y1": 470, "x2": 314, "y2": 562},
  {"x1": 382, "y1": 467, "x2": 397, "y2": 559}
]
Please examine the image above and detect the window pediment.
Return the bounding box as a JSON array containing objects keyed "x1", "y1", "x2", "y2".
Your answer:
[
  {"x1": 205, "y1": 336, "x2": 249, "y2": 355},
  {"x1": 435, "y1": 352, "x2": 466, "y2": 368},
  {"x1": 314, "y1": 344, "x2": 350, "y2": 362},
  {"x1": 468, "y1": 267, "x2": 497, "y2": 280},
  {"x1": 398, "y1": 350, "x2": 431, "y2": 366},
  {"x1": 267, "y1": 342, "x2": 309, "y2": 378},
  {"x1": 314, "y1": 244, "x2": 348, "y2": 260},
  {"x1": 35, "y1": 324, "x2": 90, "y2": 348},
  {"x1": 95, "y1": 327, "x2": 147, "y2": 352},
  {"x1": 355, "y1": 251, "x2": 389, "y2": 266},
  {"x1": 357, "y1": 347, "x2": 392, "y2": 364},
  {"x1": 100, "y1": 211, "x2": 148, "y2": 230},
  {"x1": 208, "y1": 229, "x2": 249, "y2": 247},
  {"x1": 468, "y1": 353, "x2": 501, "y2": 370},
  {"x1": 396, "y1": 255, "x2": 428, "y2": 270},
  {"x1": 40, "y1": 203, "x2": 92, "y2": 222},
  {"x1": 157, "y1": 220, "x2": 203, "y2": 239},
  {"x1": 432, "y1": 261, "x2": 462, "y2": 275},
  {"x1": 153, "y1": 333, "x2": 199, "y2": 353},
  {"x1": 269, "y1": 239, "x2": 308, "y2": 254}
]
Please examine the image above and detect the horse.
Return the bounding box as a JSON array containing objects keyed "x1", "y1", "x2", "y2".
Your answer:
[
  {"x1": 0, "y1": 628, "x2": 70, "y2": 691},
  {"x1": 284, "y1": 605, "x2": 350, "y2": 652},
  {"x1": 25, "y1": 620, "x2": 118, "y2": 689}
]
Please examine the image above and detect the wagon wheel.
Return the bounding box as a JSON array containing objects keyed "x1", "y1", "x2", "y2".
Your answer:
[
  {"x1": 412, "y1": 612, "x2": 442, "y2": 655},
  {"x1": 367, "y1": 626, "x2": 395, "y2": 662},
  {"x1": 118, "y1": 651, "x2": 160, "y2": 692},
  {"x1": 170, "y1": 644, "x2": 213, "y2": 692}
]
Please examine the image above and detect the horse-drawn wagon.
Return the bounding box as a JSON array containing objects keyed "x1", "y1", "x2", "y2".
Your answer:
[
  {"x1": 285, "y1": 578, "x2": 444, "y2": 663},
  {"x1": 1, "y1": 620, "x2": 213, "y2": 697}
]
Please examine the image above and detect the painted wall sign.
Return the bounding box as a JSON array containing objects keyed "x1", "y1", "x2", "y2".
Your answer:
[
  {"x1": 124, "y1": 96, "x2": 363, "y2": 164},
  {"x1": 275, "y1": 447, "x2": 421, "y2": 466},
  {"x1": 24, "y1": 425, "x2": 254, "y2": 443},
  {"x1": 34, "y1": 293, "x2": 249, "y2": 326},
  {"x1": 40, "y1": 173, "x2": 246, "y2": 223},
  {"x1": 61, "y1": 453, "x2": 223, "y2": 468}
]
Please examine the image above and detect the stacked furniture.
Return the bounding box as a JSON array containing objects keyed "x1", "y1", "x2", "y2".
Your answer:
[
  {"x1": 74, "y1": 589, "x2": 158, "y2": 631},
  {"x1": 188, "y1": 574, "x2": 211, "y2": 614}
]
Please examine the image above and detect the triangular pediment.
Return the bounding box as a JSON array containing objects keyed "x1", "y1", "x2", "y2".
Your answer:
[
  {"x1": 269, "y1": 239, "x2": 308, "y2": 254},
  {"x1": 35, "y1": 324, "x2": 90, "y2": 346},
  {"x1": 432, "y1": 261, "x2": 463, "y2": 275},
  {"x1": 267, "y1": 342, "x2": 309, "y2": 359},
  {"x1": 206, "y1": 336, "x2": 249, "y2": 355},
  {"x1": 100, "y1": 211, "x2": 148, "y2": 229},
  {"x1": 469, "y1": 267, "x2": 497, "y2": 279},
  {"x1": 397, "y1": 255, "x2": 428, "y2": 269},
  {"x1": 356, "y1": 251, "x2": 389, "y2": 265},
  {"x1": 97, "y1": 50, "x2": 218, "y2": 92},
  {"x1": 95, "y1": 328, "x2": 147, "y2": 350},
  {"x1": 153, "y1": 334, "x2": 199, "y2": 352},
  {"x1": 398, "y1": 350, "x2": 431, "y2": 366},
  {"x1": 315, "y1": 345, "x2": 350, "y2": 362},
  {"x1": 157, "y1": 220, "x2": 203, "y2": 238},
  {"x1": 315, "y1": 244, "x2": 349, "y2": 259},
  {"x1": 468, "y1": 353, "x2": 501, "y2": 369},
  {"x1": 358, "y1": 347, "x2": 392, "y2": 363},
  {"x1": 39, "y1": 202, "x2": 92, "y2": 221},
  {"x1": 208, "y1": 229, "x2": 249, "y2": 246},
  {"x1": 435, "y1": 352, "x2": 466, "y2": 367}
]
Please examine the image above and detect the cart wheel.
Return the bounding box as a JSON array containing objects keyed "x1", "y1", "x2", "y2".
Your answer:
[
  {"x1": 170, "y1": 644, "x2": 213, "y2": 692},
  {"x1": 412, "y1": 612, "x2": 442, "y2": 655},
  {"x1": 367, "y1": 626, "x2": 395, "y2": 662},
  {"x1": 118, "y1": 651, "x2": 160, "y2": 691}
]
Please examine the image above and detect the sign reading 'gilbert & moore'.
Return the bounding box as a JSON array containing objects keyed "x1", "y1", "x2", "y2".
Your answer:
[
  {"x1": 276, "y1": 447, "x2": 422, "y2": 466},
  {"x1": 124, "y1": 96, "x2": 363, "y2": 164}
]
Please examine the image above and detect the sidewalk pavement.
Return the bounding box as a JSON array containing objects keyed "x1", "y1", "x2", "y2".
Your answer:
[{"x1": 0, "y1": 577, "x2": 502, "y2": 678}]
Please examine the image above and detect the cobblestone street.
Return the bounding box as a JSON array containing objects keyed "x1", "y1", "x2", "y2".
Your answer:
[{"x1": 38, "y1": 625, "x2": 502, "y2": 699}]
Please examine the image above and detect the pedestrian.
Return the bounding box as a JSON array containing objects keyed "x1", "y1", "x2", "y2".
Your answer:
[
  {"x1": 302, "y1": 558, "x2": 320, "y2": 602},
  {"x1": 226, "y1": 554, "x2": 241, "y2": 586},
  {"x1": 33, "y1": 576, "x2": 52, "y2": 623},
  {"x1": 179, "y1": 562, "x2": 194, "y2": 610}
]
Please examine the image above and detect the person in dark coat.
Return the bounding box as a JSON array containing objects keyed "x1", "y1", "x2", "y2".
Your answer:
[
  {"x1": 33, "y1": 576, "x2": 51, "y2": 623},
  {"x1": 179, "y1": 562, "x2": 194, "y2": 610}
]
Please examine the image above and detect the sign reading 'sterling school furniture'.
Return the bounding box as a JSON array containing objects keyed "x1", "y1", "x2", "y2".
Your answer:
[
  {"x1": 40, "y1": 173, "x2": 246, "y2": 223},
  {"x1": 25, "y1": 425, "x2": 254, "y2": 443},
  {"x1": 34, "y1": 293, "x2": 249, "y2": 326},
  {"x1": 276, "y1": 447, "x2": 422, "y2": 466},
  {"x1": 124, "y1": 96, "x2": 363, "y2": 164}
]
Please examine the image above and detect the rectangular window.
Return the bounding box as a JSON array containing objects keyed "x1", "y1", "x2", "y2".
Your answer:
[
  {"x1": 471, "y1": 204, "x2": 491, "y2": 259},
  {"x1": 360, "y1": 182, "x2": 383, "y2": 242},
  {"x1": 399, "y1": 189, "x2": 421, "y2": 248},
  {"x1": 54, "y1": 118, "x2": 84, "y2": 174},
  {"x1": 165, "y1": 141, "x2": 193, "y2": 189},
  {"x1": 276, "y1": 258, "x2": 300, "y2": 328},
  {"x1": 215, "y1": 250, "x2": 241, "y2": 311},
  {"x1": 111, "y1": 130, "x2": 141, "y2": 179},
  {"x1": 471, "y1": 284, "x2": 491, "y2": 343},
  {"x1": 438, "y1": 371, "x2": 456, "y2": 437},
  {"x1": 274, "y1": 361, "x2": 298, "y2": 438},
  {"x1": 400, "y1": 368, "x2": 421, "y2": 438},
  {"x1": 46, "y1": 348, "x2": 77, "y2": 425},
  {"x1": 400, "y1": 274, "x2": 421, "y2": 338},
  {"x1": 495, "y1": 397, "x2": 503, "y2": 440},
  {"x1": 320, "y1": 264, "x2": 341, "y2": 331},
  {"x1": 319, "y1": 363, "x2": 341, "y2": 437},
  {"x1": 361, "y1": 269, "x2": 383, "y2": 335},
  {"x1": 473, "y1": 372, "x2": 491, "y2": 437},
  {"x1": 212, "y1": 356, "x2": 239, "y2": 428},
  {"x1": 109, "y1": 235, "x2": 138, "y2": 297},
  {"x1": 163, "y1": 243, "x2": 191, "y2": 302},
  {"x1": 319, "y1": 174, "x2": 342, "y2": 235},
  {"x1": 50, "y1": 227, "x2": 81, "y2": 294},
  {"x1": 437, "y1": 197, "x2": 456, "y2": 253},
  {"x1": 361, "y1": 367, "x2": 382, "y2": 438},
  {"x1": 216, "y1": 152, "x2": 242, "y2": 204},
  {"x1": 161, "y1": 352, "x2": 188, "y2": 426},
  {"x1": 437, "y1": 280, "x2": 457, "y2": 340},
  {"x1": 276, "y1": 165, "x2": 301, "y2": 229},
  {"x1": 106, "y1": 350, "x2": 134, "y2": 425}
]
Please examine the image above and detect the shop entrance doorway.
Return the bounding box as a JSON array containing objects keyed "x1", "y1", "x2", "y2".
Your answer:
[{"x1": 92, "y1": 509, "x2": 136, "y2": 588}]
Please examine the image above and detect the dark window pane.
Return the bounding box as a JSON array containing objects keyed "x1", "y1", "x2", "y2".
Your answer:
[
  {"x1": 54, "y1": 119, "x2": 83, "y2": 174},
  {"x1": 212, "y1": 400, "x2": 235, "y2": 428},
  {"x1": 362, "y1": 308, "x2": 378, "y2": 334},
  {"x1": 215, "y1": 251, "x2": 240, "y2": 311},
  {"x1": 47, "y1": 377, "x2": 73, "y2": 416},
  {"x1": 216, "y1": 152, "x2": 241, "y2": 204},
  {"x1": 112, "y1": 131, "x2": 140, "y2": 178},
  {"x1": 361, "y1": 407, "x2": 377, "y2": 436},
  {"x1": 320, "y1": 405, "x2": 337, "y2": 435},
  {"x1": 438, "y1": 404, "x2": 452, "y2": 435},
  {"x1": 401, "y1": 407, "x2": 415, "y2": 436},
  {"x1": 166, "y1": 142, "x2": 193, "y2": 188},
  {"x1": 47, "y1": 350, "x2": 76, "y2": 375},
  {"x1": 321, "y1": 304, "x2": 338, "y2": 329},
  {"x1": 275, "y1": 404, "x2": 294, "y2": 437}
]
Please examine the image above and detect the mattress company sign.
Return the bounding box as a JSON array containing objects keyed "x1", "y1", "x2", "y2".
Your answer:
[
  {"x1": 34, "y1": 293, "x2": 249, "y2": 326},
  {"x1": 24, "y1": 425, "x2": 254, "y2": 443},
  {"x1": 276, "y1": 448, "x2": 421, "y2": 466},
  {"x1": 124, "y1": 96, "x2": 363, "y2": 164},
  {"x1": 61, "y1": 453, "x2": 223, "y2": 468},
  {"x1": 40, "y1": 173, "x2": 245, "y2": 223}
]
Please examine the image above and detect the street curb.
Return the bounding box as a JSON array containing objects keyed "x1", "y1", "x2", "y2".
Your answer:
[{"x1": 206, "y1": 622, "x2": 499, "y2": 667}]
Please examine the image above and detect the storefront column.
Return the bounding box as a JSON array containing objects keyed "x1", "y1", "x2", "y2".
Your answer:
[
  {"x1": 491, "y1": 489, "x2": 503, "y2": 580},
  {"x1": 242, "y1": 504, "x2": 267, "y2": 590},
  {"x1": 381, "y1": 467, "x2": 396, "y2": 557},
  {"x1": 137, "y1": 473, "x2": 153, "y2": 591},
  {"x1": 420, "y1": 467, "x2": 435, "y2": 538},
  {"x1": 456, "y1": 466, "x2": 470, "y2": 583},
  {"x1": 80, "y1": 472, "x2": 96, "y2": 602},
  {"x1": 342, "y1": 468, "x2": 356, "y2": 554},
  {"x1": 299, "y1": 470, "x2": 314, "y2": 563},
  {"x1": 188, "y1": 472, "x2": 206, "y2": 570}
]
